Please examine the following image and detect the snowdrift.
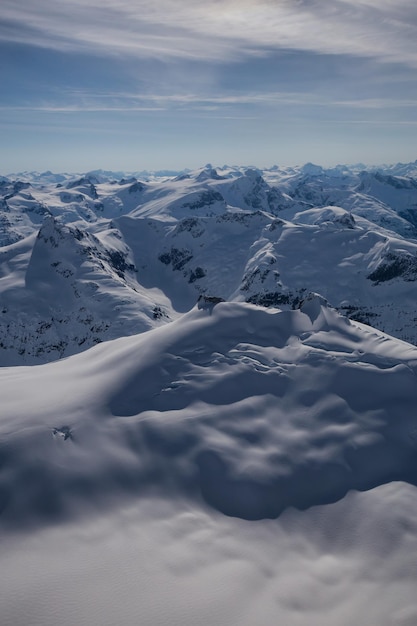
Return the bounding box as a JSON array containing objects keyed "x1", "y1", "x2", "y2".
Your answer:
[
  {"x1": 1, "y1": 297, "x2": 417, "y2": 527},
  {"x1": 2, "y1": 298, "x2": 417, "y2": 625}
]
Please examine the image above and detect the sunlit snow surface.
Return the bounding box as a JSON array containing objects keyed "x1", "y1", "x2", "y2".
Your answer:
[{"x1": 1, "y1": 298, "x2": 417, "y2": 625}]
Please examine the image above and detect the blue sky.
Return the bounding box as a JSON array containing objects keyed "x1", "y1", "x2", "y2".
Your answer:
[{"x1": 2, "y1": 0, "x2": 417, "y2": 173}]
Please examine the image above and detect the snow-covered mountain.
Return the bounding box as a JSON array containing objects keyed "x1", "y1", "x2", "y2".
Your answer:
[
  {"x1": 1, "y1": 297, "x2": 417, "y2": 624},
  {"x1": 3, "y1": 295, "x2": 417, "y2": 526},
  {"x1": 1, "y1": 162, "x2": 417, "y2": 364},
  {"x1": 2, "y1": 162, "x2": 417, "y2": 625}
]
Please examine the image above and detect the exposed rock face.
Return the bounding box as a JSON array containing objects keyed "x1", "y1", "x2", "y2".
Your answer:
[
  {"x1": 367, "y1": 252, "x2": 417, "y2": 283},
  {"x1": 197, "y1": 294, "x2": 225, "y2": 309}
]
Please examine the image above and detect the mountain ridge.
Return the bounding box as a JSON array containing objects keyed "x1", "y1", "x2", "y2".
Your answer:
[
  {"x1": 1, "y1": 297, "x2": 417, "y2": 529},
  {"x1": 1, "y1": 161, "x2": 417, "y2": 365}
]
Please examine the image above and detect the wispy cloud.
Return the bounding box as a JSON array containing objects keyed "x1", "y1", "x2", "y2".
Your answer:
[
  {"x1": 2, "y1": 90, "x2": 416, "y2": 113},
  {"x1": 2, "y1": 0, "x2": 417, "y2": 67},
  {"x1": 2, "y1": 1, "x2": 417, "y2": 172}
]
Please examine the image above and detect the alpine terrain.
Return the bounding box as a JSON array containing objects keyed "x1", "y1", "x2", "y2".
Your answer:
[{"x1": 1, "y1": 162, "x2": 417, "y2": 626}]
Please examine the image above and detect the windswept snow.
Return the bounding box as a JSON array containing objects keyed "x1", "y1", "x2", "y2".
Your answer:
[
  {"x1": 2, "y1": 482, "x2": 417, "y2": 626},
  {"x1": 1, "y1": 298, "x2": 417, "y2": 624},
  {"x1": 2, "y1": 297, "x2": 417, "y2": 525}
]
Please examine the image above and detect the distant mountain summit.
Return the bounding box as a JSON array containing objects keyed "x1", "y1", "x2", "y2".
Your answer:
[{"x1": 1, "y1": 160, "x2": 417, "y2": 364}]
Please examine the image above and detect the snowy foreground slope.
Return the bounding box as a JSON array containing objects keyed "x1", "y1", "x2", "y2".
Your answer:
[
  {"x1": 1, "y1": 298, "x2": 417, "y2": 625},
  {"x1": 2, "y1": 162, "x2": 417, "y2": 365}
]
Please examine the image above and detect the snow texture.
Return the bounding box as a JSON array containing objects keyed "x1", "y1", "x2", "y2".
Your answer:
[{"x1": 1, "y1": 297, "x2": 417, "y2": 623}]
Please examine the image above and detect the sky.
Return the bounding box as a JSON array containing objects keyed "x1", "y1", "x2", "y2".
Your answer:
[{"x1": 1, "y1": 0, "x2": 417, "y2": 173}]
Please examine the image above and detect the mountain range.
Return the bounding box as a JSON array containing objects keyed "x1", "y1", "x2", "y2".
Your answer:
[
  {"x1": 1, "y1": 161, "x2": 417, "y2": 625},
  {"x1": 1, "y1": 161, "x2": 417, "y2": 365}
]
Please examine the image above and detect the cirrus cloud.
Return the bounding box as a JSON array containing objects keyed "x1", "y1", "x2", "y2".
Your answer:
[{"x1": 1, "y1": 0, "x2": 417, "y2": 67}]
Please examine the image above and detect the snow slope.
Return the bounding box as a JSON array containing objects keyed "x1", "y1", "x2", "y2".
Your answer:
[{"x1": 1, "y1": 297, "x2": 417, "y2": 624}]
